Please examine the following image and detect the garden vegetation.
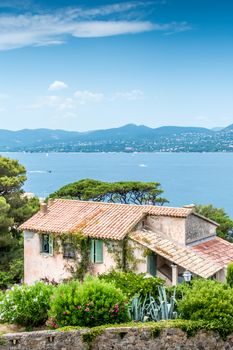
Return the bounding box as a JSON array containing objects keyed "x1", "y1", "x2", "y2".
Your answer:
[{"x1": 1, "y1": 273, "x2": 233, "y2": 338}]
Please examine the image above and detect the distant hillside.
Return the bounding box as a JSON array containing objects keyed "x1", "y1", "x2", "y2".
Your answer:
[
  {"x1": 0, "y1": 129, "x2": 80, "y2": 148},
  {"x1": 0, "y1": 123, "x2": 233, "y2": 152},
  {"x1": 223, "y1": 124, "x2": 233, "y2": 132}
]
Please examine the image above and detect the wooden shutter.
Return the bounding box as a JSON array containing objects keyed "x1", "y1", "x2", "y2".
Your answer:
[
  {"x1": 49, "y1": 235, "x2": 53, "y2": 255},
  {"x1": 95, "y1": 240, "x2": 103, "y2": 263},
  {"x1": 147, "y1": 252, "x2": 157, "y2": 276},
  {"x1": 90, "y1": 239, "x2": 95, "y2": 262}
]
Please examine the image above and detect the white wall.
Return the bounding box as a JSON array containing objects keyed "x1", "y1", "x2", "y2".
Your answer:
[{"x1": 24, "y1": 231, "x2": 117, "y2": 284}]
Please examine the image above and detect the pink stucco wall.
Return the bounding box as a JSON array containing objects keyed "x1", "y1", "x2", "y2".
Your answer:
[{"x1": 24, "y1": 231, "x2": 117, "y2": 284}]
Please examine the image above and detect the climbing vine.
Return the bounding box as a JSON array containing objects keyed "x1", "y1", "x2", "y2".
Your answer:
[
  {"x1": 51, "y1": 232, "x2": 91, "y2": 281},
  {"x1": 105, "y1": 238, "x2": 142, "y2": 272},
  {"x1": 50, "y1": 232, "x2": 143, "y2": 279},
  {"x1": 66, "y1": 232, "x2": 91, "y2": 281}
]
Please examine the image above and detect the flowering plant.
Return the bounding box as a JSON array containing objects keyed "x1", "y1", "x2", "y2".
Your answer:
[
  {"x1": 0, "y1": 282, "x2": 54, "y2": 326},
  {"x1": 49, "y1": 276, "x2": 129, "y2": 327}
]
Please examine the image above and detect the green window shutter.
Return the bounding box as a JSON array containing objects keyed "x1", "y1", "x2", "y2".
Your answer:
[
  {"x1": 90, "y1": 239, "x2": 95, "y2": 262},
  {"x1": 95, "y1": 240, "x2": 103, "y2": 263},
  {"x1": 147, "y1": 252, "x2": 157, "y2": 276},
  {"x1": 49, "y1": 235, "x2": 53, "y2": 255}
]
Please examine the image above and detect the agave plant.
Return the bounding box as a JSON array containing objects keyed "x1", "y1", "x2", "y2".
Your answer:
[{"x1": 129, "y1": 286, "x2": 177, "y2": 322}]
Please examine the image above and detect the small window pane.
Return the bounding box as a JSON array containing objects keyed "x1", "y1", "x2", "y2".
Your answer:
[
  {"x1": 95, "y1": 240, "x2": 103, "y2": 263},
  {"x1": 41, "y1": 234, "x2": 49, "y2": 253},
  {"x1": 41, "y1": 234, "x2": 53, "y2": 254},
  {"x1": 90, "y1": 239, "x2": 103, "y2": 263},
  {"x1": 63, "y1": 242, "x2": 75, "y2": 259}
]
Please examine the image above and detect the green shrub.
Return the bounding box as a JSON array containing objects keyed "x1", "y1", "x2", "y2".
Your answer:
[
  {"x1": 99, "y1": 271, "x2": 164, "y2": 299},
  {"x1": 129, "y1": 286, "x2": 177, "y2": 322},
  {"x1": 0, "y1": 282, "x2": 54, "y2": 326},
  {"x1": 49, "y1": 276, "x2": 129, "y2": 328},
  {"x1": 178, "y1": 279, "x2": 233, "y2": 323},
  {"x1": 227, "y1": 263, "x2": 233, "y2": 287}
]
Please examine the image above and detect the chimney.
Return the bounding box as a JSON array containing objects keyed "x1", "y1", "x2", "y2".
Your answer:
[
  {"x1": 183, "y1": 204, "x2": 196, "y2": 211},
  {"x1": 40, "y1": 202, "x2": 48, "y2": 214},
  {"x1": 48, "y1": 198, "x2": 55, "y2": 207}
]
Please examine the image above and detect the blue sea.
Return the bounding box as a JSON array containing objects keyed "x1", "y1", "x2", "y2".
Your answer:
[{"x1": 2, "y1": 152, "x2": 233, "y2": 216}]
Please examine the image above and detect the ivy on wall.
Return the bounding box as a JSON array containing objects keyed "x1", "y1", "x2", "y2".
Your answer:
[
  {"x1": 105, "y1": 238, "x2": 143, "y2": 272},
  {"x1": 50, "y1": 233, "x2": 144, "y2": 281},
  {"x1": 51, "y1": 232, "x2": 91, "y2": 281}
]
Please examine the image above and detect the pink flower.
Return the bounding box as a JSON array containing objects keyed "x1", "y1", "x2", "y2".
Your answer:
[
  {"x1": 84, "y1": 307, "x2": 90, "y2": 312},
  {"x1": 76, "y1": 305, "x2": 82, "y2": 309}
]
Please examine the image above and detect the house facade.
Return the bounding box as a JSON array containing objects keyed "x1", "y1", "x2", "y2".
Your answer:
[{"x1": 20, "y1": 199, "x2": 233, "y2": 285}]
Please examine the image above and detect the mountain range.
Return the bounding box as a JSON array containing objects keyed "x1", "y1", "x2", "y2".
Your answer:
[{"x1": 1, "y1": 123, "x2": 233, "y2": 152}]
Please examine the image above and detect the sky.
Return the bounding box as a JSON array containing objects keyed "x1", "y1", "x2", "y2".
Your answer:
[{"x1": 0, "y1": 0, "x2": 232, "y2": 131}]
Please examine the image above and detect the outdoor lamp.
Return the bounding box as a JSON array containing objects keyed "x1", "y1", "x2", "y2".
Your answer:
[{"x1": 183, "y1": 270, "x2": 192, "y2": 283}]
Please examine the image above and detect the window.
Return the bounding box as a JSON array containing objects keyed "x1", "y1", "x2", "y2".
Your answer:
[
  {"x1": 41, "y1": 234, "x2": 53, "y2": 255},
  {"x1": 63, "y1": 241, "x2": 76, "y2": 259},
  {"x1": 91, "y1": 239, "x2": 103, "y2": 263}
]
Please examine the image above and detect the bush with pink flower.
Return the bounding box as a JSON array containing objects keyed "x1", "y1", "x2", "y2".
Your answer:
[{"x1": 49, "y1": 276, "x2": 129, "y2": 327}]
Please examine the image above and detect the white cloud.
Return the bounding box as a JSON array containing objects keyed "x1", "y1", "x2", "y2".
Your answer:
[
  {"x1": 112, "y1": 89, "x2": 144, "y2": 100},
  {"x1": 32, "y1": 95, "x2": 75, "y2": 111},
  {"x1": 48, "y1": 80, "x2": 68, "y2": 91},
  {"x1": 0, "y1": 2, "x2": 191, "y2": 50},
  {"x1": 29, "y1": 86, "x2": 145, "y2": 115},
  {"x1": 162, "y1": 21, "x2": 192, "y2": 35},
  {"x1": 74, "y1": 90, "x2": 104, "y2": 104},
  {"x1": 67, "y1": 2, "x2": 151, "y2": 18},
  {"x1": 72, "y1": 21, "x2": 153, "y2": 38}
]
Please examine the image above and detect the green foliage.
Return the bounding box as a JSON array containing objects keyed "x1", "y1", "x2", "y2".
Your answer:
[
  {"x1": 49, "y1": 178, "x2": 168, "y2": 205},
  {"x1": 49, "y1": 276, "x2": 129, "y2": 328},
  {"x1": 99, "y1": 271, "x2": 164, "y2": 299},
  {"x1": 61, "y1": 233, "x2": 91, "y2": 281},
  {"x1": 129, "y1": 286, "x2": 177, "y2": 322},
  {"x1": 105, "y1": 239, "x2": 141, "y2": 272},
  {"x1": 178, "y1": 279, "x2": 233, "y2": 324},
  {"x1": 0, "y1": 156, "x2": 26, "y2": 197},
  {"x1": 0, "y1": 282, "x2": 54, "y2": 326},
  {"x1": 58, "y1": 319, "x2": 233, "y2": 341},
  {"x1": 167, "y1": 281, "x2": 190, "y2": 302},
  {"x1": 226, "y1": 263, "x2": 233, "y2": 287},
  {"x1": 0, "y1": 156, "x2": 40, "y2": 289},
  {"x1": 0, "y1": 259, "x2": 23, "y2": 290},
  {"x1": 196, "y1": 204, "x2": 233, "y2": 241}
]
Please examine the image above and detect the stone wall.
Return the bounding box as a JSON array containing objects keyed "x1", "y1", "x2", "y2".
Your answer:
[
  {"x1": 185, "y1": 214, "x2": 216, "y2": 245},
  {"x1": 1, "y1": 326, "x2": 233, "y2": 350},
  {"x1": 146, "y1": 215, "x2": 186, "y2": 245}
]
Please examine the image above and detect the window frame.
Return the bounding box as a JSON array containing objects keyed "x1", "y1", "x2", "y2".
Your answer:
[
  {"x1": 40, "y1": 233, "x2": 53, "y2": 256},
  {"x1": 90, "y1": 239, "x2": 104, "y2": 264},
  {"x1": 62, "y1": 240, "x2": 76, "y2": 259}
]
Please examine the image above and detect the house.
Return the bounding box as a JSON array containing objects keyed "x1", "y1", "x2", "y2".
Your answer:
[{"x1": 20, "y1": 199, "x2": 233, "y2": 285}]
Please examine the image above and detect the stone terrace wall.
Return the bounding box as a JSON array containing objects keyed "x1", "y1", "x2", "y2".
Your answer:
[{"x1": 1, "y1": 327, "x2": 233, "y2": 350}]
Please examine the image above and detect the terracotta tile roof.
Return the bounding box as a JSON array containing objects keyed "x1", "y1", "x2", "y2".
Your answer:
[
  {"x1": 192, "y1": 237, "x2": 233, "y2": 267},
  {"x1": 20, "y1": 199, "x2": 193, "y2": 240},
  {"x1": 130, "y1": 229, "x2": 222, "y2": 278}
]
